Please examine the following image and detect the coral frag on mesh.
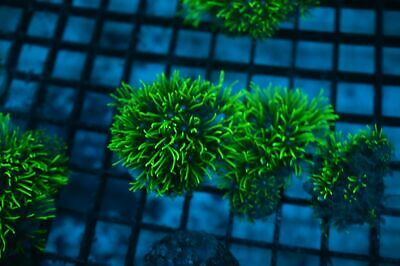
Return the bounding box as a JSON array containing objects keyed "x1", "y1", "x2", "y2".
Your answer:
[
  {"x1": 0, "y1": 113, "x2": 69, "y2": 264},
  {"x1": 308, "y1": 126, "x2": 393, "y2": 229},
  {"x1": 181, "y1": 0, "x2": 320, "y2": 38},
  {"x1": 219, "y1": 85, "x2": 337, "y2": 220},
  {"x1": 144, "y1": 230, "x2": 239, "y2": 266},
  {"x1": 245, "y1": 85, "x2": 337, "y2": 176},
  {"x1": 109, "y1": 71, "x2": 242, "y2": 196}
]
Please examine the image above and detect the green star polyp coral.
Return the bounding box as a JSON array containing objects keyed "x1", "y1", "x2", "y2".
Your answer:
[
  {"x1": 218, "y1": 134, "x2": 288, "y2": 220},
  {"x1": 219, "y1": 85, "x2": 337, "y2": 220},
  {"x1": 244, "y1": 85, "x2": 338, "y2": 176},
  {"x1": 182, "y1": 0, "x2": 320, "y2": 38},
  {"x1": 0, "y1": 113, "x2": 69, "y2": 263},
  {"x1": 109, "y1": 71, "x2": 242, "y2": 196},
  {"x1": 309, "y1": 126, "x2": 393, "y2": 228},
  {"x1": 108, "y1": 71, "x2": 394, "y2": 226}
]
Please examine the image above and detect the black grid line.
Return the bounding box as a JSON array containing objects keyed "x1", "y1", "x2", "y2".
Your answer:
[
  {"x1": 120, "y1": 0, "x2": 148, "y2": 265},
  {"x1": 0, "y1": 0, "x2": 400, "y2": 265},
  {"x1": 68, "y1": 1, "x2": 114, "y2": 265}
]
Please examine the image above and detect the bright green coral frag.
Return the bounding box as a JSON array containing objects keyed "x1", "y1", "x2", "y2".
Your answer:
[
  {"x1": 218, "y1": 134, "x2": 288, "y2": 220},
  {"x1": 309, "y1": 126, "x2": 393, "y2": 228},
  {"x1": 245, "y1": 85, "x2": 338, "y2": 176},
  {"x1": 218, "y1": 85, "x2": 337, "y2": 220},
  {"x1": 0, "y1": 113, "x2": 69, "y2": 262},
  {"x1": 108, "y1": 71, "x2": 243, "y2": 196},
  {"x1": 181, "y1": 0, "x2": 320, "y2": 38}
]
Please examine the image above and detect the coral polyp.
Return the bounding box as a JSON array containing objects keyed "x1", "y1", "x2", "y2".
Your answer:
[
  {"x1": 219, "y1": 85, "x2": 338, "y2": 220},
  {"x1": 218, "y1": 136, "x2": 288, "y2": 220},
  {"x1": 181, "y1": 0, "x2": 320, "y2": 38},
  {"x1": 244, "y1": 85, "x2": 338, "y2": 176},
  {"x1": 109, "y1": 71, "x2": 242, "y2": 196},
  {"x1": 308, "y1": 126, "x2": 393, "y2": 228},
  {"x1": 0, "y1": 113, "x2": 69, "y2": 263}
]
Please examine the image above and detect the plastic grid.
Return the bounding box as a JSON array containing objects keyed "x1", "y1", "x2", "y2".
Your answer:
[{"x1": 0, "y1": 0, "x2": 399, "y2": 265}]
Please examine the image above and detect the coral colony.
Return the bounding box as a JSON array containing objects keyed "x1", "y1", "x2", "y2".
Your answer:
[
  {"x1": 220, "y1": 85, "x2": 338, "y2": 220},
  {"x1": 0, "y1": 114, "x2": 69, "y2": 264},
  {"x1": 307, "y1": 126, "x2": 393, "y2": 229},
  {"x1": 181, "y1": 0, "x2": 320, "y2": 38},
  {"x1": 109, "y1": 71, "x2": 242, "y2": 195},
  {"x1": 109, "y1": 72, "x2": 393, "y2": 228}
]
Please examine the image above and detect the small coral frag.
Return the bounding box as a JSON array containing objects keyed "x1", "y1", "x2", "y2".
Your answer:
[
  {"x1": 242, "y1": 85, "x2": 337, "y2": 176},
  {"x1": 309, "y1": 126, "x2": 393, "y2": 228},
  {"x1": 218, "y1": 136, "x2": 288, "y2": 220},
  {"x1": 181, "y1": 0, "x2": 320, "y2": 38},
  {"x1": 219, "y1": 85, "x2": 337, "y2": 220},
  {"x1": 109, "y1": 71, "x2": 242, "y2": 195},
  {"x1": 0, "y1": 114, "x2": 68, "y2": 262},
  {"x1": 217, "y1": 111, "x2": 285, "y2": 220}
]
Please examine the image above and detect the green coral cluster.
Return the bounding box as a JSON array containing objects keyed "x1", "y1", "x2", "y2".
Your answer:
[
  {"x1": 108, "y1": 71, "x2": 242, "y2": 195},
  {"x1": 0, "y1": 114, "x2": 69, "y2": 262},
  {"x1": 108, "y1": 74, "x2": 341, "y2": 221},
  {"x1": 308, "y1": 126, "x2": 393, "y2": 228},
  {"x1": 109, "y1": 72, "x2": 394, "y2": 227},
  {"x1": 181, "y1": 0, "x2": 320, "y2": 38},
  {"x1": 219, "y1": 85, "x2": 338, "y2": 220}
]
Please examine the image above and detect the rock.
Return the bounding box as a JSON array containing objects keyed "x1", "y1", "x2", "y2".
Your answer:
[{"x1": 144, "y1": 231, "x2": 239, "y2": 266}]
